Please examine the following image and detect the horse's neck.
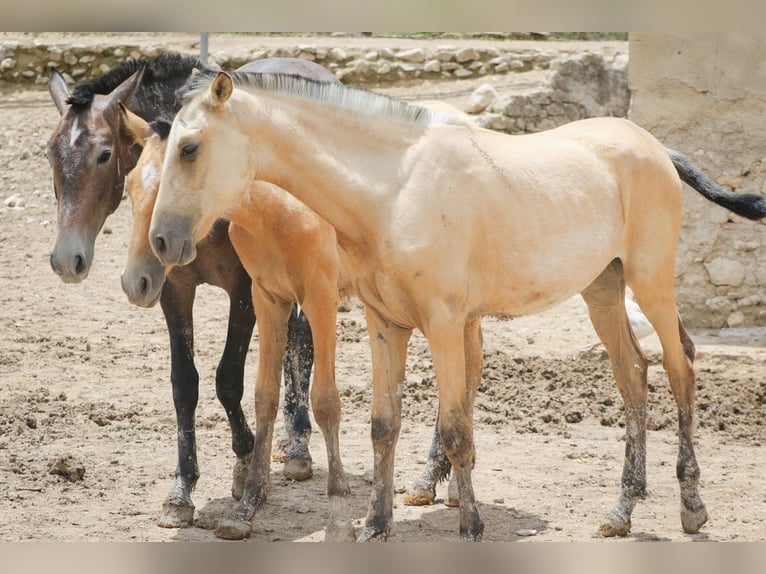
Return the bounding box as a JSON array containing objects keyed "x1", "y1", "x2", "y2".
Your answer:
[{"x1": 245, "y1": 93, "x2": 417, "y2": 246}]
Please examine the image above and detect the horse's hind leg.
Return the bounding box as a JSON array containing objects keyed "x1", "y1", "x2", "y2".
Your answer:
[
  {"x1": 580, "y1": 259, "x2": 649, "y2": 537},
  {"x1": 279, "y1": 304, "x2": 314, "y2": 481},
  {"x1": 628, "y1": 278, "x2": 708, "y2": 534},
  {"x1": 156, "y1": 280, "x2": 201, "y2": 528},
  {"x1": 216, "y1": 269, "x2": 257, "y2": 500},
  {"x1": 403, "y1": 417, "x2": 453, "y2": 506}
]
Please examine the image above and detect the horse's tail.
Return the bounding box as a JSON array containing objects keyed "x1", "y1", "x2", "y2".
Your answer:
[{"x1": 666, "y1": 148, "x2": 766, "y2": 220}]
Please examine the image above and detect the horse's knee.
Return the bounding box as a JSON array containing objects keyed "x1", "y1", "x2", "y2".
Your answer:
[
  {"x1": 438, "y1": 411, "x2": 473, "y2": 469},
  {"x1": 215, "y1": 361, "x2": 245, "y2": 404},
  {"x1": 370, "y1": 415, "x2": 399, "y2": 445}
]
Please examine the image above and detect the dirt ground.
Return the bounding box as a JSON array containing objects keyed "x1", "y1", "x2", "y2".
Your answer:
[{"x1": 0, "y1": 35, "x2": 765, "y2": 543}]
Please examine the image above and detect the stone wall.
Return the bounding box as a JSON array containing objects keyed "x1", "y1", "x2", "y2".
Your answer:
[
  {"x1": 629, "y1": 33, "x2": 766, "y2": 328},
  {"x1": 0, "y1": 39, "x2": 561, "y2": 86},
  {"x1": 0, "y1": 36, "x2": 628, "y2": 136},
  {"x1": 474, "y1": 51, "x2": 628, "y2": 133}
]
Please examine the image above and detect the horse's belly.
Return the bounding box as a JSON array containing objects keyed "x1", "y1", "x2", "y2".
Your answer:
[{"x1": 476, "y1": 246, "x2": 619, "y2": 318}]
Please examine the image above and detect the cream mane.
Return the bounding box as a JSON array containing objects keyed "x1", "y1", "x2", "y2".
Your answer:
[{"x1": 179, "y1": 71, "x2": 471, "y2": 127}]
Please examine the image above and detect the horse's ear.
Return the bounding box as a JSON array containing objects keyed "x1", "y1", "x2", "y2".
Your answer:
[
  {"x1": 108, "y1": 66, "x2": 145, "y2": 110},
  {"x1": 48, "y1": 67, "x2": 70, "y2": 115},
  {"x1": 118, "y1": 101, "x2": 150, "y2": 146},
  {"x1": 210, "y1": 72, "x2": 233, "y2": 106}
]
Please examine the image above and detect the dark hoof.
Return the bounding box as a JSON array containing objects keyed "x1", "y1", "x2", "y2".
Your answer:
[
  {"x1": 460, "y1": 521, "x2": 484, "y2": 542},
  {"x1": 215, "y1": 517, "x2": 253, "y2": 540},
  {"x1": 156, "y1": 499, "x2": 195, "y2": 528},
  {"x1": 681, "y1": 505, "x2": 708, "y2": 534},
  {"x1": 283, "y1": 455, "x2": 313, "y2": 481},
  {"x1": 356, "y1": 524, "x2": 390, "y2": 542},
  {"x1": 402, "y1": 480, "x2": 436, "y2": 506}
]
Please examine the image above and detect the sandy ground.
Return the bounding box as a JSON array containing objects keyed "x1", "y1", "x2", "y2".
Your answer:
[{"x1": 0, "y1": 36, "x2": 765, "y2": 543}]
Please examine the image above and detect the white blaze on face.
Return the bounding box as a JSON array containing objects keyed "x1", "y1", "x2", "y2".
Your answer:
[
  {"x1": 69, "y1": 116, "x2": 82, "y2": 147},
  {"x1": 141, "y1": 162, "x2": 157, "y2": 191}
]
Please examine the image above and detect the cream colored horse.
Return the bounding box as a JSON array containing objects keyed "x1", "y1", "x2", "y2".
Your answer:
[
  {"x1": 118, "y1": 110, "x2": 357, "y2": 540},
  {"x1": 149, "y1": 71, "x2": 762, "y2": 541}
]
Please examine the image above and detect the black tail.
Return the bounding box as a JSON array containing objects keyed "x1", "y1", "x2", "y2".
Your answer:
[{"x1": 666, "y1": 148, "x2": 766, "y2": 220}]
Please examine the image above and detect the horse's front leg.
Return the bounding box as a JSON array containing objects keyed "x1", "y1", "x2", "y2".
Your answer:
[
  {"x1": 357, "y1": 307, "x2": 411, "y2": 542},
  {"x1": 215, "y1": 296, "x2": 292, "y2": 540},
  {"x1": 404, "y1": 319, "x2": 482, "y2": 508},
  {"x1": 428, "y1": 315, "x2": 484, "y2": 541},
  {"x1": 302, "y1": 298, "x2": 354, "y2": 541},
  {"x1": 156, "y1": 280, "x2": 200, "y2": 528},
  {"x1": 278, "y1": 304, "x2": 314, "y2": 480},
  {"x1": 215, "y1": 268, "x2": 257, "y2": 500}
]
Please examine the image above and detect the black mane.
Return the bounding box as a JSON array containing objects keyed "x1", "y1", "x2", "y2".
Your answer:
[{"x1": 66, "y1": 52, "x2": 212, "y2": 113}]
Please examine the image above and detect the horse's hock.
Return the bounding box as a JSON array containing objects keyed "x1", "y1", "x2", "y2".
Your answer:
[{"x1": 2, "y1": 32, "x2": 764, "y2": 328}]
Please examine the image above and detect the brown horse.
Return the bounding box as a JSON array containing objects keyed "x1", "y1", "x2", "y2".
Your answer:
[
  {"x1": 44, "y1": 55, "x2": 338, "y2": 527},
  {"x1": 149, "y1": 71, "x2": 765, "y2": 541}
]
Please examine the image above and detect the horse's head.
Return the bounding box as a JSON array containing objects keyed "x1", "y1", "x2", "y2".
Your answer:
[
  {"x1": 119, "y1": 105, "x2": 171, "y2": 307},
  {"x1": 150, "y1": 72, "x2": 254, "y2": 267},
  {"x1": 46, "y1": 66, "x2": 144, "y2": 282}
]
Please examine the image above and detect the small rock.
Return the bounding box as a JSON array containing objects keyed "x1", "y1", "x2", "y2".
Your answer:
[
  {"x1": 4, "y1": 194, "x2": 23, "y2": 208},
  {"x1": 516, "y1": 528, "x2": 538, "y2": 537},
  {"x1": 362, "y1": 469, "x2": 374, "y2": 484},
  {"x1": 396, "y1": 48, "x2": 425, "y2": 63},
  {"x1": 465, "y1": 83, "x2": 498, "y2": 113},
  {"x1": 455, "y1": 47, "x2": 479, "y2": 63},
  {"x1": 296, "y1": 505, "x2": 312, "y2": 514},
  {"x1": 565, "y1": 411, "x2": 583, "y2": 424},
  {"x1": 48, "y1": 455, "x2": 86, "y2": 482}
]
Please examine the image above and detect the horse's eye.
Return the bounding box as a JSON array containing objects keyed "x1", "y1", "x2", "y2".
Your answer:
[
  {"x1": 180, "y1": 143, "x2": 198, "y2": 161},
  {"x1": 97, "y1": 149, "x2": 112, "y2": 164}
]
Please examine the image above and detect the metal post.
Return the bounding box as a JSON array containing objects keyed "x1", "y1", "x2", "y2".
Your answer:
[{"x1": 200, "y1": 32, "x2": 209, "y2": 65}]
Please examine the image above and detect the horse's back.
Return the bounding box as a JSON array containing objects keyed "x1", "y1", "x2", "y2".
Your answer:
[{"x1": 236, "y1": 58, "x2": 339, "y2": 84}]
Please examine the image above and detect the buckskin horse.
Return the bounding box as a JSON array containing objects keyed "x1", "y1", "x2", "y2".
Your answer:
[{"x1": 149, "y1": 71, "x2": 765, "y2": 541}]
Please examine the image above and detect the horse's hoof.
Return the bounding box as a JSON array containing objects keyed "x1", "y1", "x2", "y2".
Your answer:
[
  {"x1": 681, "y1": 505, "x2": 708, "y2": 534},
  {"x1": 444, "y1": 474, "x2": 460, "y2": 507},
  {"x1": 156, "y1": 500, "x2": 195, "y2": 528},
  {"x1": 598, "y1": 512, "x2": 631, "y2": 537},
  {"x1": 215, "y1": 517, "x2": 253, "y2": 540},
  {"x1": 460, "y1": 522, "x2": 484, "y2": 542},
  {"x1": 356, "y1": 525, "x2": 390, "y2": 542},
  {"x1": 283, "y1": 455, "x2": 313, "y2": 481},
  {"x1": 402, "y1": 481, "x2": 436, "y2": 506},
  {"x1": 231, "y1": 453, "x2": 253, "y2": 500},
  {"x1": 325, "y1": 522, "x2": 357, "y2": 542}
]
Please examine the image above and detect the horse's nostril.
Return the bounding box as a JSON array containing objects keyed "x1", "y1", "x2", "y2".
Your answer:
[
  {"x1": 154, "y1": 235, "x2": 167, "y2": 257},
  {"x1": 74, "y1": 254, "x2": 86, "y2": 275},
  {"x1": 139, "y1": 275, "x2": 149, "y2": 296}
]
